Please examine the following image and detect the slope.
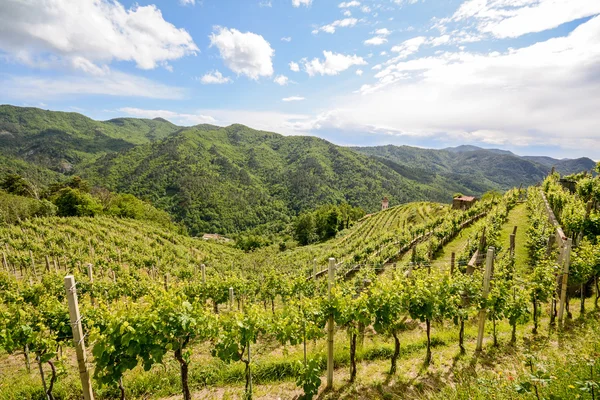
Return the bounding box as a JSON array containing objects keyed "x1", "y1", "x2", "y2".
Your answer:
[
  {"x1": 0, "y1": 105, "x2": 181, "y2": 172},
  {"x1": 353, "y1": 144, "x2": 549, "y2": 193},
  {"x1": 78, "y1": 125, "x2": 449, "y2": 235}
]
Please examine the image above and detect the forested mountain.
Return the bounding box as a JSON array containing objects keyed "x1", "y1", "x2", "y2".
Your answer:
[{"x1": 0, "y1": 105, "x2": 594, "y2": 235}]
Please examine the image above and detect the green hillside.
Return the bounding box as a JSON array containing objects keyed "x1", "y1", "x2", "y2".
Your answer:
[
  {"x1": 353, "y1": 144, "x2": 550, "y2": 192},
  {"x1": 0, "y1": 106, "x2": 595, "y2": 237},
  {"x1": 78, "y1": 125, "x2": 449, "y2": 235},
  {"x1": 0, "y1": 105, "x2": 180, "y2": 171}
]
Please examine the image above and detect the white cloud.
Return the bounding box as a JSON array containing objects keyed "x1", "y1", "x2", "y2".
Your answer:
[
  {"x1": 119, "y1": 107, "x2": 216, "y2": 125},
  {"x1": 355, "y1": 69, "x2": 364, "y2": 76},
  {"x1": 289, "y1": 61, "x2": 300, "y2": 72},
  {"x1": 380, "y1": 51, "x2": 388, "y2": 56},
  {"x1": 361, "y1": 5, "x2": 371, "y2": 12},
  {"x1": 274, "y1": 75, "x2": 290, "y2": 85},
  {"x1": 391, "y1": 36, "x2": 427, "y2": 58},
  {"x1": 292, "y1": 0, "x2": 312, "y2": 7},
  {"x1": 200, "y1": 70, "x2": 232, "y2": 84},
  {"x1": 364, "y1": 36, "x2": 388, "y2": 46},
  {"x1": 374, "y1": 28, "x2": 392, "y2": 36},
  {"x1": 304, "y1": 51, "x2": 367, "y2": 76},
  {"x1": 429, "y1": 34, "x2": 451, "y2": 46},
  {"x1": 179, "y1": 0, "x2": 195, "y2": 5},
  {"x1": 209, "y1": 27, "x2": 274, "y2": 80},
  {"x1": 445, "y1": 0, "x2": 600, "y2": 39},
  {"x1": 281, "y1": 37, "x2": 292, "y2": 42},
  {"x1": 316, "y1": 18, "x2": 358, "y2": 34},
  {"x1": 343, "y1": 10, "x2": 352, "y2": 16},
  {"x1": 259, "y1": 0, "x2": 272, "y2": 7},
  {"x1": 282, "y1": 96, "x2": 305, "y2": 101},
  {"x1": 322, "y1": 15, "x2": 600, "y2": 156},
  {"x1": 0, "y1": 0, "x2": 198, "y2": 72},
  {"x1": 1, "y1": 71, "x2": 186, "y2": 100},
  {"x1": 339, "y1": 1, "x2": 360, "y2": 7}
]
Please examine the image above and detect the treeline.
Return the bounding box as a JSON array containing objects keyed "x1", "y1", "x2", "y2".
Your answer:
[
  {"x1": 0, "y1": 174, "x2": 175, "y2": 228},
  {"x1": 294, "y1": 203, "x2": 365, "y2": 245}
]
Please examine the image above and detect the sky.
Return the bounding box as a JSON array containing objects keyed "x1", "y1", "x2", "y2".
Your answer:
[{"x1": 1, "y1": 0, "x2": 599, "y2": 159}]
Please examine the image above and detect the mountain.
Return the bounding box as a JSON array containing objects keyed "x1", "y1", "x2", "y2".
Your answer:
[
  {"x1": 0, "y1": 105, "x2": 595, "y2": 235},
  {"x1": 77, "y1": 125, "x2": 456, "y2": 235},
  {"x1": 0, "y1": 105, "x2": 181, "y2": 172},
  {"x1": 522, "y1": 155, "x2": 596, "y2": 175},
  {"x1": 352, "y1": 145, "x2": 549, "y2": 192},
  {"x1": 443, "y1": 145, "x2": 515, "y2": 156}
]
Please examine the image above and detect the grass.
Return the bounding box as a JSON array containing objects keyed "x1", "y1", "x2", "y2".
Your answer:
[{"x1": 497, "y1": 202, "x2": 529, "y2": 267}]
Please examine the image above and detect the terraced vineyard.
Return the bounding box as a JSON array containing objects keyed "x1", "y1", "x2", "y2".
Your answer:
[{"x1": 1, "y1": 177, "x2": 600, "y2": 400}]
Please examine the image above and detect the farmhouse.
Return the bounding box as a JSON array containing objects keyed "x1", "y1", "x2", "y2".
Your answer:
[
  {"x1": 452, "y1": 195, "x2": 477, "y2": 210},
  {"x1": 381, "y1": 196, "x2": 389, "y2": 211}
]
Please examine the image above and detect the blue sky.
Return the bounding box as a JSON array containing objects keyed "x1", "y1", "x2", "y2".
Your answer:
[{"x1": 1, "y1": 0, "x2": 599, "y2": 159}]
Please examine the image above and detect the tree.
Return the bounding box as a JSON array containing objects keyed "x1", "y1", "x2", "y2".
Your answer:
[
  {"x1": 53, "y1": 188, "x2": 102, "y2": 217},
  {"x1": 1, "y1": 174, "x2": 38, "y2": 198},
  {"x1": 294, "y1": 213, "x2": 317, "y2": 246}
]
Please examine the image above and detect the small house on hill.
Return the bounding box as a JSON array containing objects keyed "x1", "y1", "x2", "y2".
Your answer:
[
  {"x1": 452, "y1": 195, "x2": 477, "y2": 210},
  {"x1": 381, "y1": 197, "x2": 389, "y2": 211}
]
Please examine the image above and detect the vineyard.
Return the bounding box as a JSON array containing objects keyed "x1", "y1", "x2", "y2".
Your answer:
[{"x1": 1, "y1": 175, "x2": 600, "y2": 400}]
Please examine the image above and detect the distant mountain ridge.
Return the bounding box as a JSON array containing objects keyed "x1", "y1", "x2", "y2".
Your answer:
[{"x1": 0, "y1": 105, "x2": 595, "y2": 235}]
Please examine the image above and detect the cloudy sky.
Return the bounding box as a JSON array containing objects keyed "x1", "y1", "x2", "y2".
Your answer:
[{"x1": 1, "y1": 0, "x2": 599, "y2": 159}]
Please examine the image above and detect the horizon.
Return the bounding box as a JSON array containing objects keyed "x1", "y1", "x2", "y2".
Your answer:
[
  {"x1": 1, "y1": 0, "x2": 599, "y2": 159},
  {"x1": 3, "y1": 103, "x2": 597, "y2": 162}
]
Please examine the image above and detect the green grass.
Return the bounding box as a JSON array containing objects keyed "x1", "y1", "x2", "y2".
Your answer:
[{"x1": 497, "y1": 202, "x2": 530, "y2": 268}]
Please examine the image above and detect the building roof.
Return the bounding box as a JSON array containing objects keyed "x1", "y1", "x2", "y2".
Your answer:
[{"x1": 454, "y1": 196, "x2": 476, "y2": 202}]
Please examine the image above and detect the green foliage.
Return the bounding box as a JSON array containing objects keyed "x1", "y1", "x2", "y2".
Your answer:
[
  {"x1": 294, "y1": 203, "x2": 364, "y2": 245},
  {"x1": 296, "y1": 358, "x2": 321, "y2": 400},
  {"x1": 1, "y1": 174, "x2": 38, "y2": 198},
  {"x1": 53, "y1": 187, "x2": 102, "y2": 217},
  {"x1": 0, "y1": 191, "x2": 56, "y2": 224}
]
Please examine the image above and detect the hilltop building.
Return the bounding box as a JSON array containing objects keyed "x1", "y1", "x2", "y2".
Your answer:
[
  {"x1": 452, "y1": 195, "x2": 477, "y2": 210},
  {"x1": 382, "y1": 197, "x2": 389, "y2": 210}
]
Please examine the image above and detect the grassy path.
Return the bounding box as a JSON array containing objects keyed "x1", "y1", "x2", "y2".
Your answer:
[{"x1": 497, "y1": 202, "x2": 529, "y2": 270}]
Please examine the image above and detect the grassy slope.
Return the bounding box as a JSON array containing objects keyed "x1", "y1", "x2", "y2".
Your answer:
[
  {"x1": 78, "y1": 125, "x2": 453, "y2": 235},
  {"x1": 497, "y1": 202, "x2": 530, "y2": 269}
]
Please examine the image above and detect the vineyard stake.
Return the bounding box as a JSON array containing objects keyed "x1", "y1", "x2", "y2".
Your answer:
[
  {"x1": 326, "y1": 257, "x2": 335, "y2": 390},
  {"x1": 201, "y1": 264, "x2": 206, "y2": 284},
  {"x1": 64, "y1": 275, "x2": 95, "y2": 400},
  {"x1": 87, "y1": 264, "x2": 95, "y2": 306},
  {"x1": 29, "y1": 250, "x2": 37, "y2": 280},
  {"x1": 229, "y1": 287, "x2": 234, "y2": 309},
  {"x1": 476, "y1": 247, "x2": 495, "y2": 352},
  {"x1": 2, "y1": 252, "x2": 8, "y2": 273},
  {"x1": 45, "y1": 255, "x2": 50, "y2": 273},
  {"x1": 450, "y1": 252, "x2": 455, "y2": 276},
  {"x1": 558, "y1": 238, "x2": 572, "y2": 327}
]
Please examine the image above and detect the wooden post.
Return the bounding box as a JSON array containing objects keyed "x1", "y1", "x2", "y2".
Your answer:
[
  {"x1": 45, "y1": 255, "x2": 50, "y2": 273},
  {"x1": 313, "y1": 259, "x2": 317, "y2": 281},
  {"x1": 326, "y1": 257, "x2": 335, "y2": 390},
  {"x1": 450, "y1": 252, "x2": 455, "y2": 276},
  {"x1": 546, "y1": 235, "x2": 554, "y2": 257},
  {"x1": 164, "y1": 274, "x2": 169, "y2": 291},
  {"x1": 476, "y1": 247, "x2": 495, "y2": 352},
  {"x1": 201, "y1": 264, "x2": 206, "y2": 284},
  {"x1": 2, "y1": 252, "x2": 8, "y2": 273},
  {"x1": 509, "y1": 234, "x2": 515, "y2": 257},
  {"x1": 53, "y1": 259, "x2": 58, "y2": 273},
  {"x1": 64, "y1": 275, "x2": 95, "y2": 400},
  {"x1": 247, "y1": 341, "x2": 252, "y2": 398},
  {"x1": 87, "y1": 264, "x2": 95, "y2": 306},
  {"x1": 29, "y1": 250, "x2": 37, "y2": 280},
  {"x1": 558, "y1": 238, "x2": 572, "y2": 327},
  {"x1": 229, "y1": 287, "x2": 234, "y2": 309}
]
